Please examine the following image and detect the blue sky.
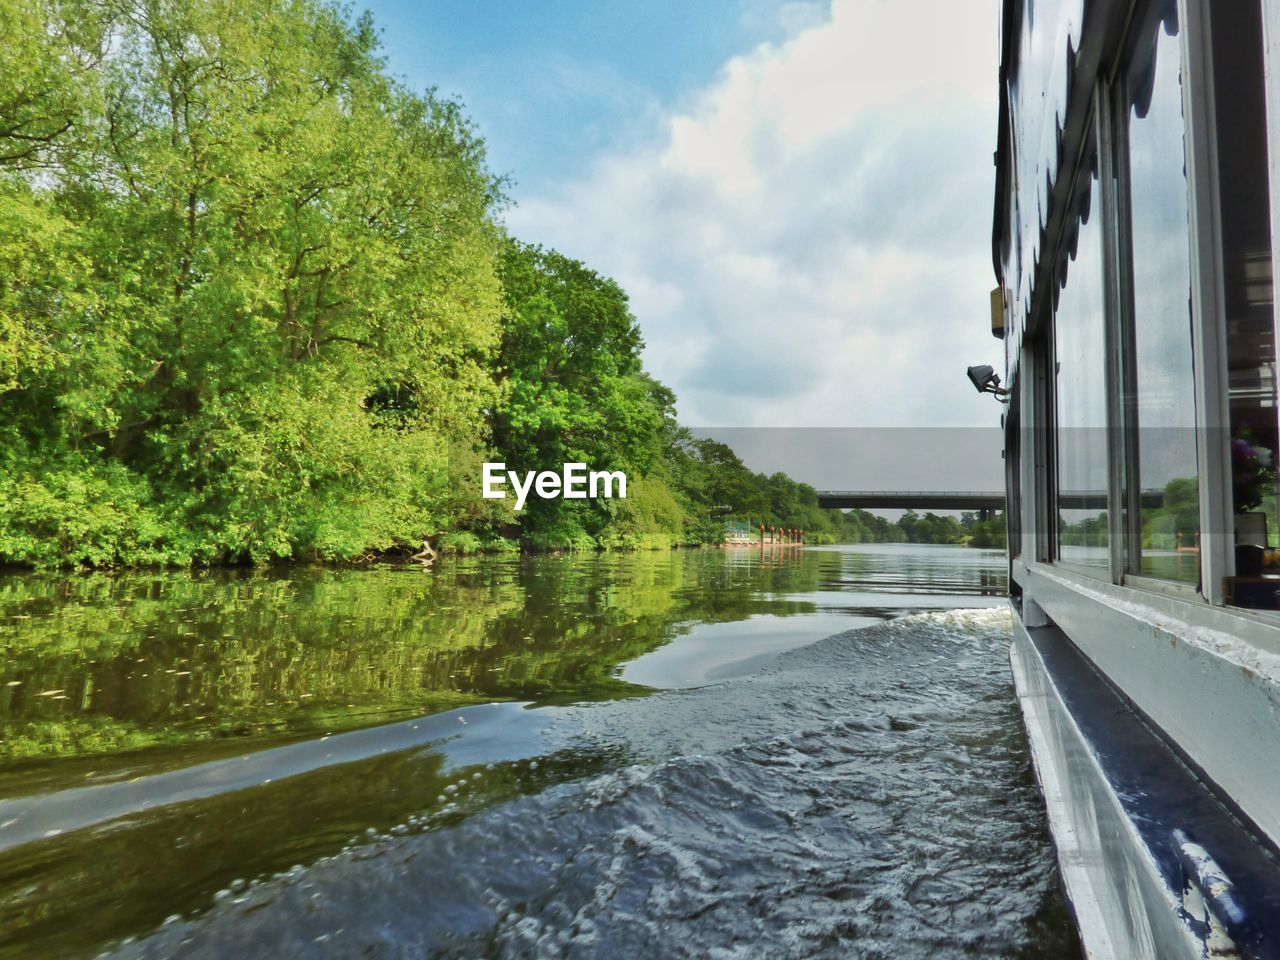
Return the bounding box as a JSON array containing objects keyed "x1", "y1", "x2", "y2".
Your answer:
[
  {"x1": 361, "y1": 0, "x2": 824, "y2": 195},
  {"x1": 359, "y1": 1, "x2": 1003, "y2": 435}
]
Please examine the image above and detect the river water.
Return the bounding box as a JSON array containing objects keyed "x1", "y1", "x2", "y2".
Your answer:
[{"x1": 0, "y1": 544, "x2": 1080, "y2": 959}]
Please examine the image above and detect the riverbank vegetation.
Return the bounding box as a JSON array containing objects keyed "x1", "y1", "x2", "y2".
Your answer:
[{"x1": 0, "y1": 0, "x2": 1003, "y2": 568}]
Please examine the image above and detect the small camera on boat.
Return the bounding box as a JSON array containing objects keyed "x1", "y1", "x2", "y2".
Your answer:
[{"x1": 966, "y1": 365, "x2": 1010, "y2": 399}]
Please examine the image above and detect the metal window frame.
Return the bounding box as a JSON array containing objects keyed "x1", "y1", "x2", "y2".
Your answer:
[
  {"x1": 1005, "y1": 388, "x2": 1023, "y2": 561},
  {"x1": 1024, "y1": 291, "x2": 1056, "y2": 565},
  {"x1": 1097, "y1": 88, "x2": 1130, "y2": 586},
  {"x1": 1024, "y1": 331, "x2": 1051, "y2": 564},
  {"x1": 1051, "y1": 115, "x2": 1116, "y2": 582},
  {"x1": 1180, "y1": 0, "x2": 1235, "y2": 605},
  {"x1": 1107, "y1": 1, "x2": 1208, "y2": 596},
  {"x1": 1110, "y1": 77, "x2": 1146, "y2": 584},
  {"x1": 1034, "y1": 320, "x2": 1054, "y2": 568}
]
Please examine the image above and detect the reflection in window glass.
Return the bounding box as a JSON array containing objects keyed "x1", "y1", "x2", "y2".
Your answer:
[
  {"x1": 1210, "y1": 0, "x2": 1277, "y2": 596},
  {"x1": 1124, "y1": 2, "x2": 1200, "y2": 584},
  {"x1": 1007, "y1": 404, "x2": 1022, "y2": 559},
  {"x1": 1055, "y1": 151, "x2": 1110, "y2": 574}
]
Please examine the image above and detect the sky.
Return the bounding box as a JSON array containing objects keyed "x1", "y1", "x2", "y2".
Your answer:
[{"x1": 362, "y1": 0, "x2": 1005, "y2": 485}]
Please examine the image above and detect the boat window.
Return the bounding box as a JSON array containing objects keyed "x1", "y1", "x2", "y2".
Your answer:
[
  {"x1": 1210, "y1": 1, "x2": 1279, "y2": 606},
  {"x1": 1118, "y1": 0, "x2": 1201, "y2": 585},
  {"x1": 1007, "y1": 399, "x2": 1022, "y2": 559},
  {"x1": 1033, "y1": 328, "x2": 1055, "y2": 563},
  {"x1": 1054, "y1": 143, "x2": 1111, "y2": 576}
]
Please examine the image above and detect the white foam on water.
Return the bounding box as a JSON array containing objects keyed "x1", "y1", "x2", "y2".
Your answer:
[{"x1": 102, "y1": 609, "x2": 1077, "y2": 960}]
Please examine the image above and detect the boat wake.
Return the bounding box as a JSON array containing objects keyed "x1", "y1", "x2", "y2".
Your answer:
[{"x1": 104, "y1": 609, "x2": 1078, "y2": 959}]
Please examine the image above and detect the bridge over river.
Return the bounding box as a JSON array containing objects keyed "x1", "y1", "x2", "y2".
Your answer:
[
  {"x1": 815, "y1": 490, "x2": 1168, "y2": 512},
  {"x1": 815, "y1": 490, "x2": 1005, "y2": 511}
]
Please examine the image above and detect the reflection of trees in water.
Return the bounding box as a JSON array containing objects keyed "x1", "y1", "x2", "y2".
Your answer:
[
  {"x1": 0, "y1": 547, "x2": 1004, "y2": 767},
  {"x1": 0, "y1": 553, "x2": 825, "y2": 764}
]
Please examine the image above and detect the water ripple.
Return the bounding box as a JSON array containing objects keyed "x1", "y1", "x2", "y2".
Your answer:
[{"x1": 107, "y1": 610, "x2": 1079, "y2": 960}]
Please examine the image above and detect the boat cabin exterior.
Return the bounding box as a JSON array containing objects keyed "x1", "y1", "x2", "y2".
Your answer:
[{"x1": 994, "y1": 0, "x2": 1280, "y2": 955}]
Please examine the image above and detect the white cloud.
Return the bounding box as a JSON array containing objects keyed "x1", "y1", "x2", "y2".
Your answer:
[{"x1": 504, "y1": 0, "x2": 1003, "y2": 428}]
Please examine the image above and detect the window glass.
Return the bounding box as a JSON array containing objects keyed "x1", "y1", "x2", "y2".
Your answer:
[
  {"x1": 1007, "y1": 402, "x2": 1021, "y2": 559},
  {"x1": 1055, "y1": 149, "x2": 1111, "y2": 574},
  {"x1": 1123, "y1": 1, "x2": 1200, "y2": 584},
  {"x1": 1210, "y1": 1, "x2": 1278, "y2": 601}
]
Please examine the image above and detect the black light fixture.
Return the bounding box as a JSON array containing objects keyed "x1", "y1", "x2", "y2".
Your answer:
[{"x1": 967, "y1": 364, "x2": 1010, "y2": 400}]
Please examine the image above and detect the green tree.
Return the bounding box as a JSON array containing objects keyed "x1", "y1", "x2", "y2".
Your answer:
[
  {"x1": 1, "y1": 0, "x2": 505, "y2": 566},
  {"x1": 494, "y1": 241, "x2": 678, "y2": 547}
]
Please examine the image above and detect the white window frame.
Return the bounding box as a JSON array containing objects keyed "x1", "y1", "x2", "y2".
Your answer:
[{"x1": 1179, "y1": 0, "x2": 1235, "y2": 605}]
